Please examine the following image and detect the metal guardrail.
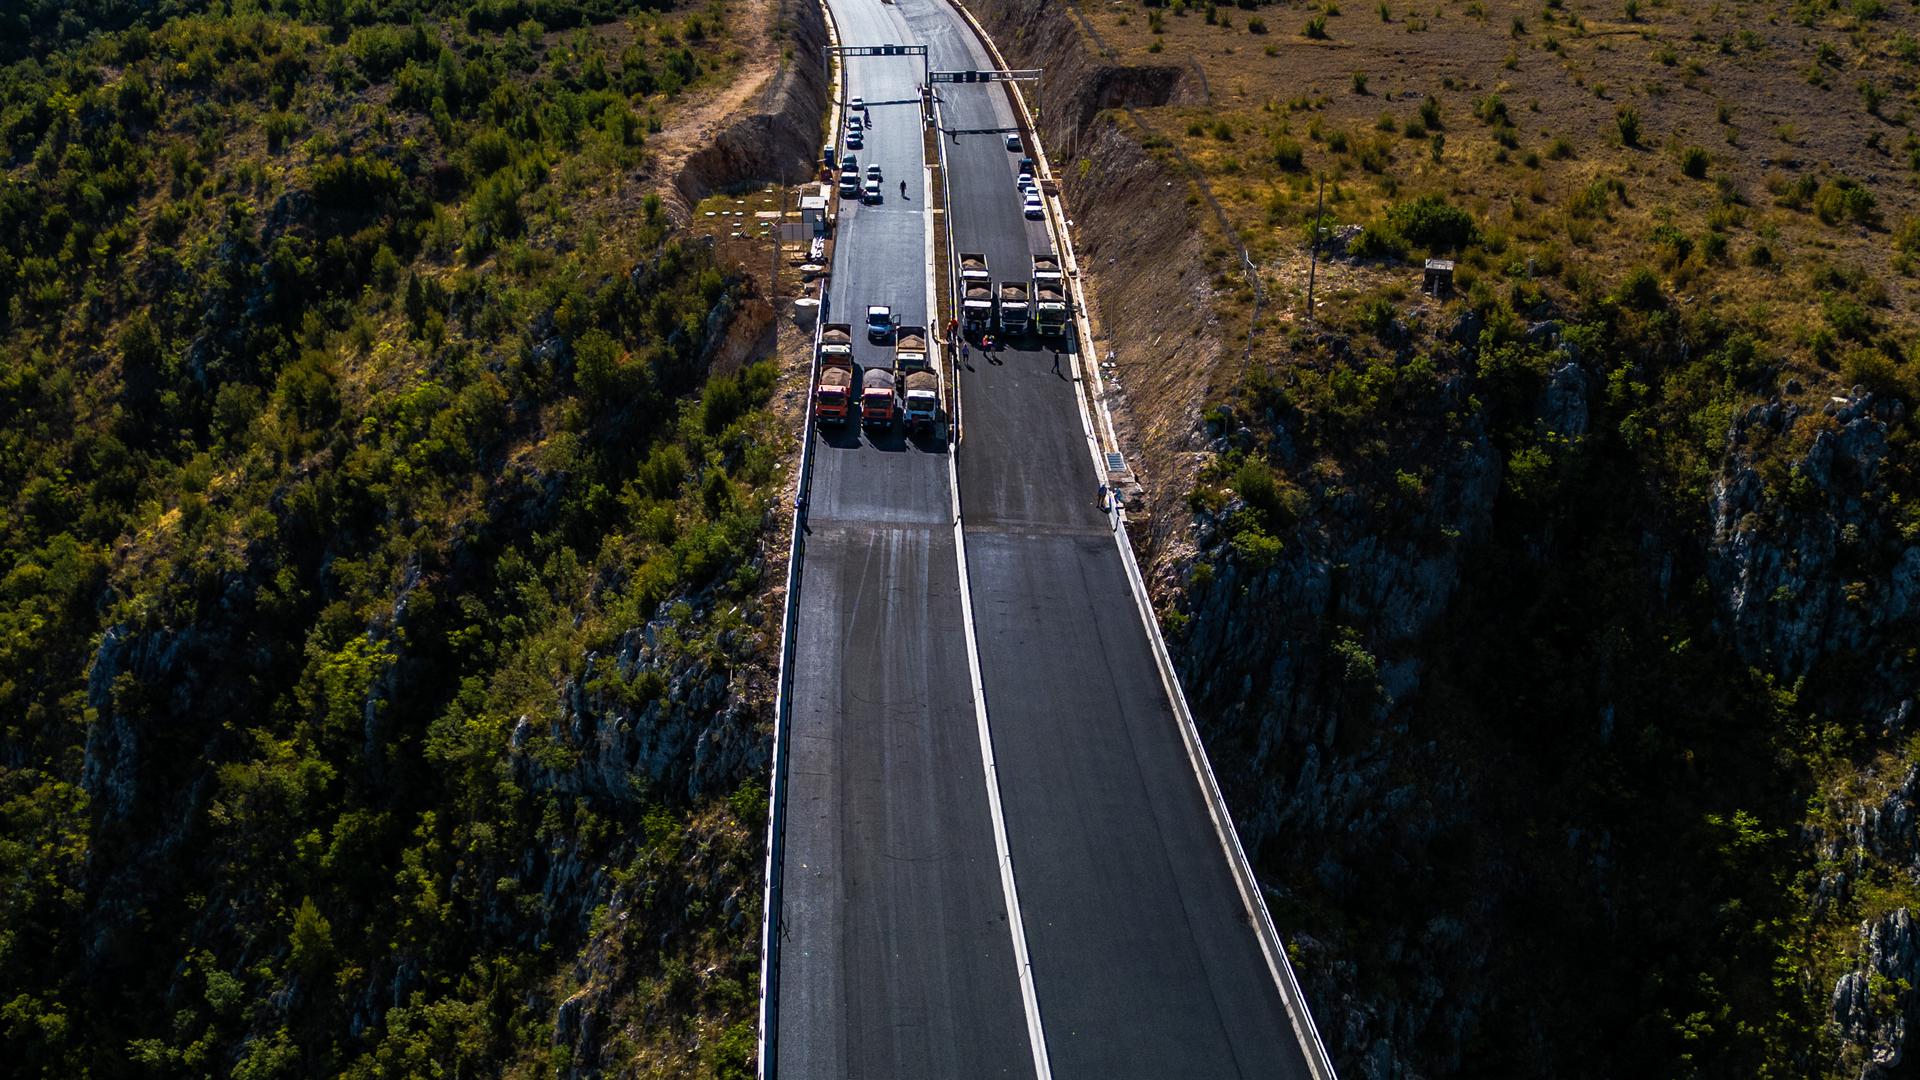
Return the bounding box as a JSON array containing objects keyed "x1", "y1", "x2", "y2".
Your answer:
[
  {"x1": 935, "y1": 2, "x2": 1336, "y2": 1076},
  {"x1": 753, "y1": 280, "x2": 826, "y2": 1080},
  {"x1": 755, "y1": 5, "x2": 842, "y2": 1076}
]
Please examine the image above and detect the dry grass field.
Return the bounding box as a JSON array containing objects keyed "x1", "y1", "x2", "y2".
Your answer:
[{"x1": 1072, "y1": 0, "x2": 1920, "y2": 377}]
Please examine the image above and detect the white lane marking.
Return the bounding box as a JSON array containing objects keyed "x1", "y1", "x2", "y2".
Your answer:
[
  {"x1": 934, "y1": 70, "x2": 1056, "y2": 1080},
  {"x1": 933, "y1": 1, "x2": 1339, "y2": 1076},
  {"x1": 948, "y1": 433, "x2": 1055, "y2": 1080}
]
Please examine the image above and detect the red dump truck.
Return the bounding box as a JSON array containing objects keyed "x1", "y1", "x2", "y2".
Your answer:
[
  {"x1": 861, "y1": 367, "x2": 898, "y2": 429},
  {"x1": 959, "y1": 252, "x2": 993, "y2": 335},
  {"x1": 894, "y1": 324, "x2": 940, "y2": 434},
  {"x1": 813, "y1": 322, "x2": 854, "y2": 423}
]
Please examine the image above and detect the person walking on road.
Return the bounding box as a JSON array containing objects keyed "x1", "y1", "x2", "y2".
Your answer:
[
  {"x1": 1051, "y1": 350, "x2": 1061, "y2": 375},
  {"x1": 899, "y1": 179, "x2": 907, "y2": 198}
]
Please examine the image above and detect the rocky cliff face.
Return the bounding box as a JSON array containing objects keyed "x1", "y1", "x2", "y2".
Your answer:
[
  {"x1": 1711, "y1": 390, "x2": 1920, "y2": 1077},
  {"x1": 667, "y1": 0, "x2": 830, "y2": 217},
  {"x1": 1710, "y1": 391, "x2": 1919, "y2": 686}
]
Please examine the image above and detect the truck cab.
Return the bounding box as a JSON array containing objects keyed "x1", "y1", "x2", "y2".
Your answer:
[
  {"x1": 814, "y1": 367, "x2": 852, "y2": 422},
  {"x1": 996, "y1": 281, "x2": 1031, "y2": 336},
  {"x1": 861, "y1": 368, "x2": 898, "y2": 429}
]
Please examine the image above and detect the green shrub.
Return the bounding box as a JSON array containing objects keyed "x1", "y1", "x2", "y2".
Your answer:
[
  {"x1": 1679, "y1": 145, "x2": 1709, "y2": 179},
  {"x1": 1616, "y1": 106, "x2": 1641, "y2": 147},
  {"x1": 1613, "y1": 265, "x2": 1664, "y2": 309},
  {"x1": 1305, "y1": 14, "x2": 1329, "y2": 37},
  {"x1": 1812, "y1": 176, "x2": 1876, "y2": 226},
  {"x1": 1386, "y1": 193, "x2": 1477, "y2": 250},
  {"x1": 1348, "y1": 221, "x2": 1407, "y2": 258},
  {"x1": 1842, "y1": 348, "x2": 1918, "y2": 400},
  {"x1": 1894, "y1": 217, "x2": 1920, "y2": 254},
  {"x1": 1419, "y1": 94, "x2": 1443, "y2": 130},
  {"x1": 1271, "y1": 136, "x2": 1305, "y2": 170}
]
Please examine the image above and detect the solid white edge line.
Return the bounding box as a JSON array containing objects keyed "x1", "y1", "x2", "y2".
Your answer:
[
  {"x1": 755, "y1": 1, "x2": 843, "y2": 1076},
  {"x1": 948, "y1": 404, "x2": 1056, "y2": 1080},
  {"x1": 935, "y1": 1, "x2": 1340, "y2": 1076},
  {"x1": 932, "y1": 58, "x2": 1054, "y2": 1080}
]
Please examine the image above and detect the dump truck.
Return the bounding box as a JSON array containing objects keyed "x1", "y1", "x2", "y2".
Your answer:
[
  {"x1": 813, "y1": 323, "x2": 855, "y2": 423},
  {"x1": 819, "y1": 322, "x2": 854, "y2": 366},
  {"x1": 959, "y1": 252, "x2": 993, "y2": 335},
  {"x1": 861, "y1": 366, "x2": 898, "y2": 428},
  {"x1": 894, "y1": 324, "x2": 929, "y2": 371},
  {"x1": 1031, "y1": 255, "x2": 1068, "y2": 336},
  {"x1": 997, "y1": 279, "x2": 1031, "y2": 336},
  {"x1": 963, "y1": 281, "x2": 995, "y2": 336},
  {"x1": 814, "y1": 366, "x2": 853, "y2": 423},
  {"x1": 894, "y1": 324, "x2": 940, "y2": 434}
]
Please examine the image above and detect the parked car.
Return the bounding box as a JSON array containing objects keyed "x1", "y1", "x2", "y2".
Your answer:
[
  {"x1": 1018, "y1": 156, "x2": 1035, "y2": 175},
  {"x1": 866, "y1": 164, "x2": 883, "y2": 181},
  {"x1": 1005, "y1": 134, "x2": 1022, "y2": 152},
  {"x1": 1022, "y1": 193, "x2": 1044, "y2": 219},
  {"x1": 846, "y1": 129, "x2": 863, "y2": 149},
  {"x1": 842, "y1": 153, "x2": 857, "y2": 171},
  {"x1": 848, "y1": 114, "x2": 863, "y2": 132},
  {"x1": 840, "y1": 170, "x2": 859, "y2": 196},
  {"x1": 850, "y1": 96, "x2": 866, "y2": 111},
  {"x1": 863, "y1": 178, "x2": 882, "y2": 203},
  {"x1": 867, "y1": 305, "x2": 893, "y2": 339}
]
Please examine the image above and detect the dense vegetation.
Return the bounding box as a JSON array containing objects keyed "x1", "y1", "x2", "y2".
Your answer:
[
  {"x1": 1188, "y1": 278, "x2": 1918, "y2": 1074},
  {"x1": 1021, "y1": 0, "x2": 1920, "y2": 1072},
  {"x1": 1, "y1": 0, "x2": 780, "y2": 1075}
]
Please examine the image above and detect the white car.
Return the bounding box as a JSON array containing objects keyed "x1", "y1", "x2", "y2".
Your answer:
[
  {"x1": 1022, "y1": 193, "x2": 1044, "y2": 219},
  {"x1": 1005, "y1": 134, "x2": 1022, "y2": 152},
  {"x1": 1017, "y1": 173, "x2": 1035, "y2": 193},
  {"x1": 850, "y1": 96, "x2": 866, "y2": 111},
  {"x1": 863, "y1": 179, "x2": 882, "y2": 203},
  {"x1": 867, "y1": 164, "x2": 883, "y2": 181}
]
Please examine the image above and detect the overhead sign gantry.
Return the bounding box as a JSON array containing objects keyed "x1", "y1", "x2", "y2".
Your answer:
[{"x1": 825, "y1": 43, "x2": 930, "y2": 86}]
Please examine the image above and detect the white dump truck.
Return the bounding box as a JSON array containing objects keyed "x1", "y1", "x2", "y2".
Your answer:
[
  {"x1": 893, "y1": 324, "x2": 940, "y2": 434},
  {"x1": 959, "y1": 252, "x2": 992, "y2": 336},
  {"x1": 1031, "y1": 255, "x2": 1068, "y2": 337},
  {"x1": 997, "y1": 279, "x2": 1031, "y2": 336}
]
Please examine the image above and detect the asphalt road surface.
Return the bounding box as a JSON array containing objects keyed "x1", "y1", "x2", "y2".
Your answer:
[
  {"x1": 777, "y1": 0, "x2": 1319, "y2": 1077},
  {"x1": 909, "y1": 2, "x2": 1318, "y2": 1077},
  {"x1": 773, "y1": 0, "x2": 1037, "y2": 1076}
]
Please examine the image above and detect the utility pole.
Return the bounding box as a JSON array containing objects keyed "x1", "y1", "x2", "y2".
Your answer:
[{"x1": 1305, "y1": 173, "x2": 1325, "y2": 321}]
